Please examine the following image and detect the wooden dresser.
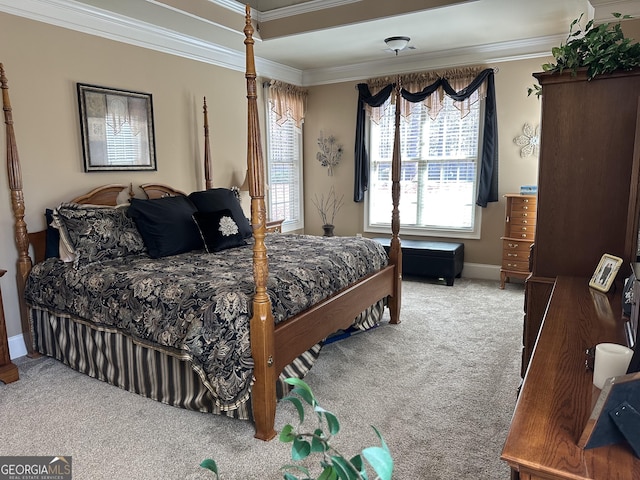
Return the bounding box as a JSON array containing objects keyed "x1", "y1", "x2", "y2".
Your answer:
[
  {"x1": 500, "y1": 194, "x2": 536, "y2": 289},
  {"x1": 502, "y1": 277, "x2": 639, "y2": 479}
]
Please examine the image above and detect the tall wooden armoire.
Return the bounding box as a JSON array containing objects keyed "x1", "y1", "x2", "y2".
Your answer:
[{"x1": 523, "y1": 69, "x2": 640, "y2": 376}]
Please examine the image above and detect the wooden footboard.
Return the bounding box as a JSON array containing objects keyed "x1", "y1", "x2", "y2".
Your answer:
[{"x1": 274, "y1": 266, "x2": 397, "y2": 373}]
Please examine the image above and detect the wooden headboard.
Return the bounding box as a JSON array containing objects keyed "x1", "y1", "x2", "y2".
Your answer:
[{"x1": 26, "y1": 182, "x2": 190, "y2": 265}]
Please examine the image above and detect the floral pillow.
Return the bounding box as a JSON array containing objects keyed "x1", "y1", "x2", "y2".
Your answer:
[
  {"x1": 51, "y1": 203, "x2": 147, "y2": 268},
  {"x1": 193, "y1": 209, "x2": 246, "y2": 252}
]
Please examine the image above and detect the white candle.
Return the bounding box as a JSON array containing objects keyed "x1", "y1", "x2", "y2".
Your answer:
[{"x1": 593, "y1": 342, "x2": 634, "y2": 389}]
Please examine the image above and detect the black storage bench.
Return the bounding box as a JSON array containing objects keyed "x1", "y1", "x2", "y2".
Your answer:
[{"x1": 373, "y1": 238, "x2": 464, "y2": 286}]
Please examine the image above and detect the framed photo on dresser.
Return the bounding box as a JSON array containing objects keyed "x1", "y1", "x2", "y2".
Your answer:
[{"x1": 589, "y1": 254, "x2": 623, "y2": 293}]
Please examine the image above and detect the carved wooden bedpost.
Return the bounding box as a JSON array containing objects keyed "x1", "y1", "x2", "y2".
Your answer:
[
  {"x1": 1, "y1": 63, "x2": 36, "y2": 356},
  {"x1": 203, "y1": 97, "x2": 213, "y2": 190},
  {"x1": 244, "y1": 6, "x2": 277, "y2": 441},
  {"x1": 388, "y1": 78, "x2": 402, "y2": 324}
]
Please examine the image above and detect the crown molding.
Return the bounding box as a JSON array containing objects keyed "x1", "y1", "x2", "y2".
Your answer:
[
  {"x1": 0, "y1": 0, "x2": 560, "y2": 87},
  {"x1": 212, "y1": 0, "x2": 247, "y2": 15},
  {"x1": 0, "y1": 0, "x2": 303, "y2": 84},
  {"x1": 302, "y1": 34, "x2": 561, "y2": 85}
]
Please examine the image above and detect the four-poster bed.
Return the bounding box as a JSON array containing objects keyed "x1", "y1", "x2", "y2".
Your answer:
[{"x1": 1, "y1": 6, "x2": 402, "y2": 441}]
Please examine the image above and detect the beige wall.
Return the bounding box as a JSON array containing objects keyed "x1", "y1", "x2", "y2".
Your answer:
[
  {"x1": 7, "y1": 10, "x2": 636, "y2": 351},
  {"x1": 0, "y1": 12, "x2": 249, "y2": 339},
  {"x1": 302, "y1": 56, "x2": 547, "y2": 266}
]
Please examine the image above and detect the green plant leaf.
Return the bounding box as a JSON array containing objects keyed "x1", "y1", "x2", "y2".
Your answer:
[
  {"x1": 282, "y1": 395, "x2": 305, "y2": 423},
  {"x1": 317, "y1": 466, "x2": 339, "y2": 480},
  {"x1": 371, "y1": 426, "x2": 390, "y2": 452},
  {"x1": 285, "y1": 378, "x2": 316, "y2": 403},
  {"x1": 329, "y1": 455, "x2": 354, "y2": 480},
  {"x1": 280, "y1": 424, "x2": 296, "y2": 443},
  {"x1": 290, "y1": 386, "x2": 315, "y2": 406},
  {"x1": 315, "y1": 406, "x2": 340, "y2": 435},
  {"x1": 311, "y1": 428, "x2": 327, "y2": 453},
  {"x1": 349, "y1": 455, "x2": 368, "y2": 479},
  {"x1": 533, "y1": 12, "x2": 639, "y2": 83},
  {"x1": 362, "y1": 447, "x2": 393, "y2": 480},
  {"x1": 292, "y1": 436, "x2": 312, "y2": 461},
  {"x1": 200, "y1": 459, "x2": 219, "y2": 479}
]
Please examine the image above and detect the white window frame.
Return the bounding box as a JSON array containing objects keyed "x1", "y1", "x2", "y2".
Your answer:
[
  {"x1": 364, "y1": 97, "x2": 484, "y2": 240},
  {"x1": 264, "y1": 88, "x2": 304, "y2": 232}
]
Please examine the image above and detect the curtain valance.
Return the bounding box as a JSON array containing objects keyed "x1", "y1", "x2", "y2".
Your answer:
[
  {"x1": 354, "y1": 68, "x2": 498, "y2": 208},
  {"x1": 267, "y1": 80, "x2": 308, "y2": 127}
]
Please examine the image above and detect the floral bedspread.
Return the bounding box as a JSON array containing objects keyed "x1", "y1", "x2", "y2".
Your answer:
[{"x1": 25, "y1": 234, "x2": 388, "y2": 411}]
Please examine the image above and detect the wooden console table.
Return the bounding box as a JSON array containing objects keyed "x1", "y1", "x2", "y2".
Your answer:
[
  {"x1": 0, "y1": 269, "x2": 19, "y2": 383},
  {"x1": 502, "y1": 276, "x2": 639, "y2": 479}
]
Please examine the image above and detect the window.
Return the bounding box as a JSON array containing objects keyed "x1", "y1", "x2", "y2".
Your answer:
[
  {"x1": 366, "y1": 95, "x2": 483, "y2": 238},
  {"x1": 265, "y1": 98, "x2": 304, "y2": 232}
]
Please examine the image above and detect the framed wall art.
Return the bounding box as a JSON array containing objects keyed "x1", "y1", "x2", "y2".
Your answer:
[
  {"x1": 77, "y1": 83, "x2": 156, "y2": 172},
  {"x1": 589, "y1": 253, "x2": 623, "y2": 293}
]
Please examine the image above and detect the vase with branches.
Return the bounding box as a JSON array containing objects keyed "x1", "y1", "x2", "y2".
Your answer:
[{"x1": 312, "y1": 186, "x2": 344, "y2": 236}]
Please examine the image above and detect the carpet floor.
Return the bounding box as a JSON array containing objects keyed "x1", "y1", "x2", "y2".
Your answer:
[{"x1": 0, "y1": 277, "x2": 525, "y2": 479}]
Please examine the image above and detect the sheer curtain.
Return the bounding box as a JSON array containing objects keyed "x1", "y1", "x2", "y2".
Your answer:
[{"x1": 354, "y1": 67, "x2": 498, "y2": 207}]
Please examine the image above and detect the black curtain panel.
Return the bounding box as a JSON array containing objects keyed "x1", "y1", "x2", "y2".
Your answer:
[
  {"x1": 354, "y1": 83, "x2": 394, "y2": 202},
  {"x1": 354, "y1": 69, "x2": 498, "y2": 207}
]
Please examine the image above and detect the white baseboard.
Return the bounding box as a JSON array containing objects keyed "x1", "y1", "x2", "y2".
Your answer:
[
  {"x1": 8, "y1": 334, "x2": 27, "y2": 360},
  {"x1": 461, "y1": 262, "x2": 501, "y2": 281}
]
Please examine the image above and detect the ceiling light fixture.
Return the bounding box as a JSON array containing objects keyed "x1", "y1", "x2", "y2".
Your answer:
[{"x1": 384, "y1": 36, "x2": 410, "y2": 55}]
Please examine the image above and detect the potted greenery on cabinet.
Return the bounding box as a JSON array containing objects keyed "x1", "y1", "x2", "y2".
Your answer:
[{"x1": 529, "y1": 12, "x2": 640, "y2": 96}]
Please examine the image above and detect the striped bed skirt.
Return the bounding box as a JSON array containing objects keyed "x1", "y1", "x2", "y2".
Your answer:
[{"x1": 28, "y1": 299, "x2": 385, "y2": 421}]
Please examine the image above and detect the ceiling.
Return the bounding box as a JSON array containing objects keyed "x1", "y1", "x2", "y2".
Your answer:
[{"x1": 1, "y1": 0, "x2": 638, "y2": 86}]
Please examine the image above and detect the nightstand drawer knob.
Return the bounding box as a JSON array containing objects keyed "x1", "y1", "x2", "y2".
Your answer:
[{"x1": 508, "y1": 243, "x2": 519, "y2": 248}]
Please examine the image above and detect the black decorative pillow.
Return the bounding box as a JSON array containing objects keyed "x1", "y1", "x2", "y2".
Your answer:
[
  {"x1": 127, "y1": 196, "x2": 203, "y2": 258},
  {"x1": 45, "y1": 208, "x2": 60, "y2": 259},
  {"x1": 51, "y1": 203, "x2": 147, "y2": 267},
  {"x1": 193, "y1": 209, "x2": 246, "y2": 252},
  {"x1": 188, "y1": 188, "x2": 252, "y2": 239}
]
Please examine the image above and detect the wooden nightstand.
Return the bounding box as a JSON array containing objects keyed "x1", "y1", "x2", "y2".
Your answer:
[
  {"x1": 0, "y1": 269, "x2": 19, "y2": 383},
  {"x1": 265, "y1": 219, "x2": 284, "y2": 233}
]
